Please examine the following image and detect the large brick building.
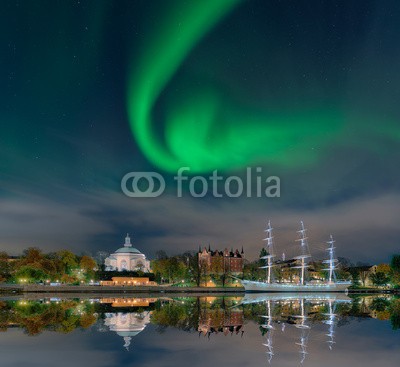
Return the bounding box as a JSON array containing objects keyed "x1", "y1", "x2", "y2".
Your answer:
[{"x1": 198, "y1": 245, "x2": 244, "y2": 275}]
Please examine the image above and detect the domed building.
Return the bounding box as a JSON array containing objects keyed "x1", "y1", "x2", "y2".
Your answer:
[{"x1": 104, "y1": 234, "x2": 151, "y2": 272}]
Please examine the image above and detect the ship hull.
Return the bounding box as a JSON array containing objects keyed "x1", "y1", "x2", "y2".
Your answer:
[
  {"x1": 240, "y1": 292, "x2": 352, "y2": 304},
  {"x1": 241, "y1": 280, "x2": 351, "y2": 293}
]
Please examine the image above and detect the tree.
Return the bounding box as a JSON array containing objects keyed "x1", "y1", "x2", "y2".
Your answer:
[
  {"x1": 45, "y1": 252, "x2": 64, "y2": 275},
  {"x1": 390, "y1": 255, "x2": 400, "y2": 272},
  {"x1": 273, "y1": 265, "x2": 283, "y2": 282},
  {"x1": 189, "y1": 252, "x2": 201, "y2": 286},
  {"x1": 377, "y1": 263, "x2": 391, "y2": 274},
  {"x1": 348, "y1": 267, "x2": 360, "y2": 287},
  {"x1": 370, "y1": 272, "x2": 390, "y2": 287},
  {"x1": 390, "y1": 255, "x2": 400, "y2": 286},
  {"x1": 80, "y1": 256, "x2": 97, "y2": 280},
  {"x1": 61, "y1": 274, "x2": 75, "y2": 284},
  {"x1": 40, "y1": 258, "x2": 58, "y2": 278},
  {"x1": 370, "y1": 297, "x2": 390, "y2": 312},
  {"x1": 151, "y1": 258, "x2": 170, "y2": 282},
  {"x1": 259, "y1": 248, "x2": 268, "y2": 266},
  {"x1": 95, "y1": 251, "x2": 109, "y2": 270},
  {"x1": 15, "y1": 265, "x2": 47, "y2": 283},
  {"x1": 14, "y1": 248, "x2": 58, "y2": 282},
  {"x1": 389, "y1": 299, "x2": 400, "y2": 330},
  {"x1": 166, "y1": 257, "x2": 186, "y2": 283},
  {"x1": 58, "y1": 250, "x2": 78, "y2": 273},
  {"x1": 80, "y1": 256, "x2": 96, "y2": 271},
  {"x1": 0, "y1": 252, "x2": 11, "y2": 282},
  {"x1": 80, "y1": 313, "x2": 97, "y2": 329},
  {"x1": 352, "y1": 263, "x2": 372, "y2": 287},
  {"x1": 359, "y1": 268, "x2": 370, "y2": 287},
  {"x1": 175, "y1": 251, "x2": 198, "y2": 284},
  {"x1": 243, "y1": 260, "x2": 264, "y2": 281},
  {"x1": 21, "y1": 247, "x2": 44, "y2": 264}
]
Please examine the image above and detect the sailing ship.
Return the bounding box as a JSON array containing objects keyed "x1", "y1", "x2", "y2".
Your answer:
[{"x1": 241, "y1": 221, "x2": 351, "y2": 292}]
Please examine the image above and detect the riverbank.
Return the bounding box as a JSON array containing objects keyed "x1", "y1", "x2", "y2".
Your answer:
[
  {"x1": 1, "y1": 284, "x2": 398, "y2": 295},
  {"x1": 1, "y1": 284, "x2": 245, "y2": 294},
  {"x1": 347, "y1": 288, "x2": 399, "y2": 294}
]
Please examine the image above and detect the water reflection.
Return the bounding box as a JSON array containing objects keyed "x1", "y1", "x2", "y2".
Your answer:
[
  {"x1": 241, "y1": 294, "x2": 351, "y2": 365},
  {"x1": 100, "y1": 298, "x2": 156, "y2": 350},
  {"x1": 104, "y1": 311, "x2": 151, "y2": 350},
  {"x1": 198, "y1": 296, "x2": 244, "y2": 337},
  {"x1": 0, "y1": 294, "x2": 399, "y2": 366}
]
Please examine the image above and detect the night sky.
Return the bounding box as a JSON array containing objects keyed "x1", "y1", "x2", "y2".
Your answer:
[{"x1": 1, "y1": 0, "x2": 400, "y2": 262}]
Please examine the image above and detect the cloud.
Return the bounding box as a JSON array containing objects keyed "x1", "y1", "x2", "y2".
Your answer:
[
  {"x1": 104, "y1": 191, "x2": 400, "y2": 263},
  {"x1": 1, "y1": 186, "x2": 399, "y2": 263},
  {"x1": 0, "y1": 195, "x2": 114, "y2": 254}
]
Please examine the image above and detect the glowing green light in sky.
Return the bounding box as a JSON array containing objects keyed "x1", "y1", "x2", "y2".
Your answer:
[{"x1": 127, "y1": 0, "x2": 343, "y2": 173}]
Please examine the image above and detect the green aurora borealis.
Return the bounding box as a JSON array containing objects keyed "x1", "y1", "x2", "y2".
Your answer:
[
  {"x1": 126, "y1": 0, "x2": 400, "y2": 174},
  {"x1": 127, "y1": 0, "x2": 345, "y2": 173}
]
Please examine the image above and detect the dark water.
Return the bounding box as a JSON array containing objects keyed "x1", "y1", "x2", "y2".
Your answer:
[{"x1": 0, "y1": 294, "x2": 399, "y2": 367}]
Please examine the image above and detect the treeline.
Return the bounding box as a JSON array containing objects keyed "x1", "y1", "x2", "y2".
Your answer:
[
  {"x1": 151, "y1": 250, "x2": 201, "y2": 285},
  {"x1": 0, "y1": 300, "x2": 97, "y2": 335},
  {"x1": 348, "y1": 255, "x2": 400, "y2": 288},
  {"x1": 2, "y1": 296, "x2": 400, "y2": 336},
  {"x1": 0, "y1": 248, "x2": 98, "y2": 284},
  {"x1": 3, "y1": 245, "x2": 400, "y2": 289},
  {"x1": 150, "y1": 250, "x2": 242, "y2": 287}
]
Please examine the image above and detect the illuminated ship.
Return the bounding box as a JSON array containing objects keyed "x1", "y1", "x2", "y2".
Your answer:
[{"x1": 240, "y1": 221, "x2": 351, "y2": 292}]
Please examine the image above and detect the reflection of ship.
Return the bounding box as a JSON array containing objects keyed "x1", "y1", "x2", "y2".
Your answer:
[
  {"x1": 243, "y1": 294, "x2": 351, "y2": 366},
  {"x1": 104, "y1": 311, "x2": 151, "y2": 350},
  {"x1": 241, "y1": 221, "x2": 351, "y2": 292},
  {"x1": 323, "y1": 299, "x2": 337, "y2": 350},
  {"x1": 240, "y1": 292, "x2": 351, "y2": 304},
  {"x1": 293, "y1": 298, "x2": 310, "y2": 365},
  {"x1": 261, "y1": 300, "x2": 274, "y2": 364}
]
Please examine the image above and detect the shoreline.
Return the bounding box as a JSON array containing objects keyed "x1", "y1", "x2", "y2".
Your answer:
[
  {"x1": 1, "y1": 284, "x2": 399, "y2": 295},
  {"x1": 1, "y1": 284, "x2": 245, "y2": 294}
]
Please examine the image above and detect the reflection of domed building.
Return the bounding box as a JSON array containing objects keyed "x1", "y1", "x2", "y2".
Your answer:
[
  {"x1": 104, "y1": 234, "x2": 151, "y2": 272},
  {"x1": 104, "y1": 312, "x2": 151, "y2": 350}
]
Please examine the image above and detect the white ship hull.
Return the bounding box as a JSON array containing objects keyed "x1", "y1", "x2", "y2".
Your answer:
[
  {"x1": 240, "y1": 292, "x2": 352, "y2": 304},
  {"x1": 241, "y1": 280, "x2": 351, "y2": 293}
]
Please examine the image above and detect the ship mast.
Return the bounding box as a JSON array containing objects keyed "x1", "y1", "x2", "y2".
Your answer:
[
  {"x1": 260, "y1": 220, "x2": 276, "y2": 284},
  {"x1": 322, "y1": 235, "x2": 338, "y2": 284},
  {"x1": 293, "y1": 221, "x2": 311, "y2": 285}
]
